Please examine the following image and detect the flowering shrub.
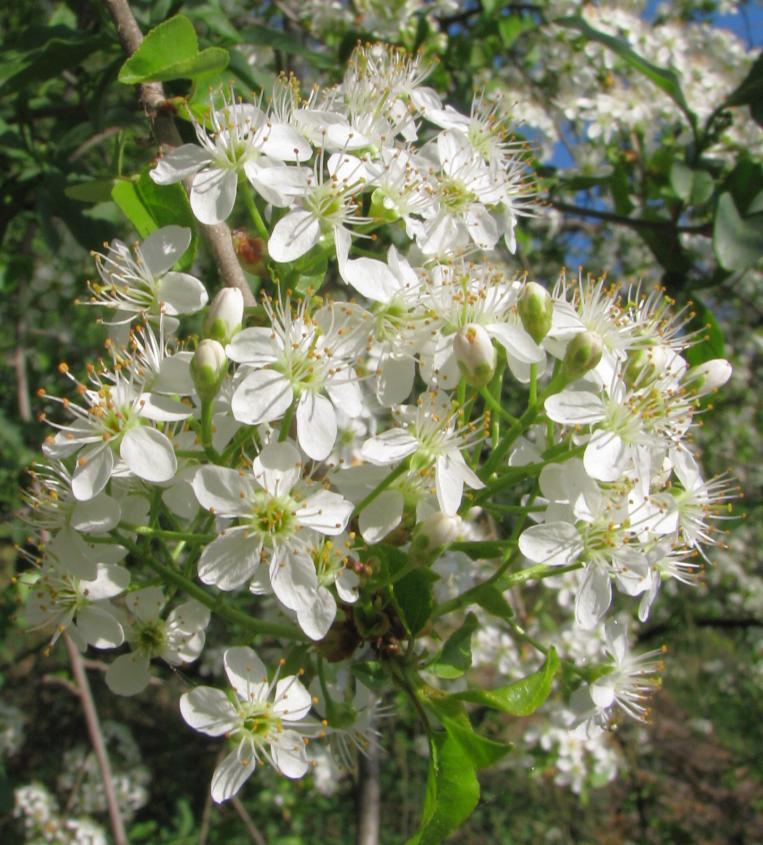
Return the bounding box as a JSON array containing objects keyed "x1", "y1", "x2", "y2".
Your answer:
[{"x1": 14, "y1": 16, "x2": 743, "y2": 837}]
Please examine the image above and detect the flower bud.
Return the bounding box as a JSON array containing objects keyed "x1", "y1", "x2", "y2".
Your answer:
[
  {"x1": 518, "y1": 282, "x2": 553, "y2": 345},
  {"x1": 191, "y1": 339, "x2": 227, "y2": 401},
  {"x1": 453, "y1": 324, "x2": 496, "y2": 387},
  {"x1": 686, "y1": 358, "x2": 732, "y2": 396},
  {"x1": 562, "y1": 330, "x2": 603, "y2": 380},
  {"x1": 410, "y1": 512, "x2": 464, "y2": 565},
  {"x1": 369, "y1": 188, "x2": 402, "y2": 223},
  {"x1": 624, "y1": 345, "x2": 668, "y2": 387},
  {"x1": 231, "y1": 230, "x2": 266, "y2": 275},
  {"x1": 203, "y1": 288, "x2": 244, "y2": 344}
]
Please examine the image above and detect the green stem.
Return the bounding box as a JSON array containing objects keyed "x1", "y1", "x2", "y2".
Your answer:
[
  {"x1": 121, "y1": 525, "x2": 216, "y2": 544},
  {"x1": 198, "y1": 402, "x2": 224, "y2": 464},
  {"x1": 240, "y1": 179, "x2": 269, "y2": 242},
  {"x1": 529, "y1": 363, "x2": 538, "y2": 406},
  {"x1": 279, "y1": 400, "x2": 297, "y2": 442},
  {"x1": 500, "y1": 560, "x2": 583, "y2": 589},
  {"x1": 478, "y1": 386, "x2": 517, "y2": 424},
  {"x1": 351, "y1": 461, "x2": 409, "y2": 518},
  {"x1": 111, "y1": 532, "x2": 306, "y2": 641}
]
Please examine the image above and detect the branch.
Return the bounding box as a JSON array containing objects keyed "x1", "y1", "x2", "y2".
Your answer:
[
  {"x1": 355, "y1": 702, "x2": 380, "y2": 845},
  {"x1": 102, "y1": 0, "x2": 256, "y2": 306},
  {"x1": 65, "y1": 634, "x2": 129, "y2": 845},
  {"x1": 230, "y1": 796, "x2": 267, "y2": 845},
  {"x1": 548, "y1": 199, "x2": 712, "y2": 236}
]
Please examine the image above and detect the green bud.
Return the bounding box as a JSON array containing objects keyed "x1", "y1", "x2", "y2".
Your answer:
[
  {"x1": 191, "y1": 339, "x2": 227, "y2": 401},
  {"x1": 562, "y1": 330, "x2": 603, "y2": 380},
  {"x1": 518, "y1": 282, "x2": 553, "y2": 345},
  {"x1": 453, "y1": 324, "x2": 496, "y2": 387},
  {"x1": 368, "y1": 187, "x2": 402, "y2": 223},
  {"x1": 203, "y1": 288, "x2": 244, "y2": 344}
]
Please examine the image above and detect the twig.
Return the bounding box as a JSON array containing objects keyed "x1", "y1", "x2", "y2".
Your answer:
[
  {"x1": 102, "y1": 0, "x2": 256, "y2": 307},
  {"x1": 14, "y1": 320, "x2": 32, "y2": 422},
  {"x1": 230, "y1": 796, "x2": 267, "y2": 845},
  {"x1": 548, "y1": 198, "x2": 711, "y2": 236},
  {"x1": 65, "y1": 634, "x2": 129, "y2": 845},
  {"x1": 356, "y1": 700, "x2": 380, "y2": 845}
]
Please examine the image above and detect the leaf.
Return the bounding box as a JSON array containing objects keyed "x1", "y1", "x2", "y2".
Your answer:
[
  {"x1": 239, "y1": 24, "x2": 334, "y2": 71},
  {"x1": 406, "y1": 732, "x2": 480, "y2": 845},
  {"x1": 428, "y1": 613, "x2": 479, "y2": 679},
  {"x1": 557, "y1": 16, "x2": 696, "y2": 128},
  {"x1": 454, "y1": 648, "x2": 559, "y2": 715},
  {"x1": 473, "y1": 585, "x2": 514, "y2": 619},
  {"x1": 670, "y1": 163, "x2": 714, "y2": 206},
  {"x1": 64, "y1": 180, "x2": 117, "y2": 203},
  {"x1": 111, "y1": 171, "x2": 198, "y2": 271},
  {"x1": 713, "y1": 192, "x2": 763, "y2": 274},
  {"x1": 393, "y1": 569, "x2": 434, "y2": 637},
  {"x1": 724, "y1": 51, "x2": 763, "y2": 126},
  {"x1": 118, "y1": 15, "x2": 229, "y2": 85},
  {"x1": 685, "y1": 299, "x2": 726, "y2": 367}
]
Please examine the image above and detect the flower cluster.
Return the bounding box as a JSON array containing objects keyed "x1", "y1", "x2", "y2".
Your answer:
[{"x1": 20, "y1": 42, "x2": 733, "y2": 808}]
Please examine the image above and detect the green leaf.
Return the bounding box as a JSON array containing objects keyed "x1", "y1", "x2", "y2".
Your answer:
[
  {"x1": 64, "y1": 180, "x2": 117, "y2": 203},
  {"x1": 406, "y1": 732, "x2": 480, "y2": 845},
  {"x1": 670, "y1": 163, "x2": 714, "y2": 206},
  {"x1": 684, "y1": 299, "x2": 726, "y2": 367},
  {"x1": 473, "y1": 584, "x2": 514, "y2": 619},
  {"x1": 454, "y1": 648, "x2": 559, "y2": 715},
  {"x1": 428, "y1": 613, "x2": 479, "y2": 679},
  {"x1": 724, "y1": 51, "x2": 763, "y2": 126},
  {"x1": 713, "y1": 192, "x2": 763, "y2": 274},
  {"x1": 118, "y1": 15, "x2": 229, "y2": 84},
  {"x1": 557, "y1": 16, "x2": 696, "y2": 128},
  {"x1": 111, "y1": 171, "x2": 198, "y2": 271},
  {"x1": 393, "y1": 569, "x2": 434, "y2": 636},
  {"x1": 239, "y1": 24, "x2": 334, "y2": 71},
  {"x1": 498, "y1": 15, "x2": 534, "y2": 49}
]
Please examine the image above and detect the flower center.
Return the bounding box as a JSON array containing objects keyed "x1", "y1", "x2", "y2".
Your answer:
[
  {"x1": 133, "y1": 620, "x2": 166, "y2": 656},
  {"x1": 439, "y1": 177, "x2": 477, "y2": 214},
  {"x1": 251, "y1": 494, "x2": 296, "y2": 538}
]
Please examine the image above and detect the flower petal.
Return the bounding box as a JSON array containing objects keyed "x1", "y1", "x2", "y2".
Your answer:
[
  {"x1": 296, "y1": 392, "x2": 337, "y2": 461},
  {"x1": 271, "y1": 730, "x2": 309, "y2": 779},
  {"x1": 105, "y1": 652, "x2": 151, "y2": 697},
  {"x1": 575, "y1": 564, "x2": 612, "y2": 630},
  {"x1": 157, "y1": 272, "x2": 208, "y2": 316},
  {"x1": 296, "y1": 489, "x2": 353, "y2": 536},
  {"x1": 190, "y1": 167, "x2": 238, "y2": 225},
  {"x1": 361, "y1": 429, "x2": 418, "y2": 465},
  {"x1": 71, "y1": 494, "x2": 121, "y2": 534},
  {"x1": 180, "y1": 686, "x2": 239, "y2": 736},
  {"x1": 295, "y1": 587, "x2": 336, "y2": 641},
  {"x1": 120, "y1": 426, "x2": 177, "y2": 483},
  {"x1": 211, "y1": 748, "x2": 256, "y2": 803},
  {"x1": 72, "y1": 444, "x2": 114, "y2": 502},
  {"x1": 252, "y1": 441, "x2": 302, "y2": 497},
  {"x1": 268, "y1": 210, "x2": 320, "y2": 263},
  {"x1": 198, "y1": 528, "x2": 261, "y2": 592},
  {"x1": 226, "y1": 327, "x2": 280, "y2": 365},
  {"x1": 140, "y1": 226, "x2": 192, "y2": 276},
  {"x1": 231, "y1": 369, "x2": 293, "y2": 425},
  {"x1": 150, "y1": 145, "x2": 211, "y2": 185},
  {"x1": 544, "y1": 391, "x2": 605, "y2": 425},
  {"x1": 192, "y1": 466, "x2": 253, "y2": 516},
  {"x1": 358, "y1": 489, "x2": 403, "y2": 543},
  {"x1": 224, "y1": 645, "x2": 269, "y2": 701},
  {"x1": 273, "y1": 676, "x2": 313, "y2": 719},
  {"x1": 518, "y1": 522, "x2": 583, "y2": 566},
  {"x1": 75, "y1": 605, "x2": 124, "y2": 649}
]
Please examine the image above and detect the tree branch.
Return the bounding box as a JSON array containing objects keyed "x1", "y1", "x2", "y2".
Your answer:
[
  {"x1": 356, "y1": 702, "x2": 381, "y2": 845},
  {"x1": 548, "y1": 198, "x2": 712, "y2": 236},
  {"x1": 65, "y1": 634, "x2": 129, "y2": 845},
  {"x1": 102, "y1": 0, "x2": 256, "y2": 306}
]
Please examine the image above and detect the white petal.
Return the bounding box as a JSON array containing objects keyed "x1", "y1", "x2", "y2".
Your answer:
[
  {"x1": 273, "y1": 676, "x2": 313, "y2": 719},
  {"x1": 361, "y1": 429, "x2": 418, "y2": 465},
  {"x1": 137, "y1": 393, "x2": 192, "y2": 422},
  {"x1": 120, "y1": 426, "x2": 177, "y2": 483},
  {"x1": 259, "y1": 123, "x2": 312, "y2": 161},
  {"x1": 141, "y1": 226, "x2": 192, "y2": 276},
  {"x1": 190, "y1": 167, "x2": 238, "y2": 225},
  {"x1": 270, "y1": 553, "x2": 318, "y2": 614},
  {"x1": 377, "y1": 354, "x2": 415, "y2": 407},
  {"x1": 153, "y1": 352, "x2": 195, "y2": 395},
  {"x1": 83, "y1": 563, "x2": 131, "y2": 600},
  {"x1": 486, "y1": 323, "x2": 544, "y2": 364},
  {"x1": 72, "y1": 444, "x2": 114, "y2": 502},
  {"x1": 180, "y1": 687, "x2": 239, "y2": 736},
  {"x1": 584, "y1": 429, "x2": 629, "y2": 482},
  {"x1": 224, "y1": 646, "x2": 269, "y2": 701},
  {"x1": 340, "y1": 256, "x2": 398, "y2": 301},
  {"x1": 211, "y1": 748, "x2": 256, "y2": 803},
  {"x1": 157, "y1": 272, "x2": 208, "y2": 315},
  {"x1": 464, "y1": 205, "x2": 498, "y2": 250},
  {"x1": 70, "y1": 494, "x2": 120, "y2": 534},
  {"x1": 150, "y1": 145, "x2": 211, "y2": 185},
  {"x1": 590, "y1": 678, "x2": 616, "y2": 709},
  {"x1": 75, "y1": 605, "x2": 124, "y2": 649},
  {"x1": 192, "y1": 466, "x2": 253, "y2": 516},
  {"x1": 226, "y1": 328, "x2": 280, "y2": 365},
  {"x1": 246, "y1": 164, "x2": 310, "y2": 206},
  {"x1": 518, "y1": 522, "x2": 583, "y2": 566},
  {"x1": 47, "y1": 526, "x2": 98, "y2": 579},
  {"x1": 296, "y1": 587, "x2": 336, "y2": 641},
  {"x1": 336, "y1": 568, "x2": 360, "y2": 603},
  {"x1": 231, "y1": 369, "x2": 293, "y2": 425},
  {"x1": 268, "y1": 210, "x2": 320, "y2": 263},
  {"x1": 126, "y1": 585, "x2": 165, "y2": 622},
  {"x1": 544, "y1": 391, "x2": 605, "y2": 425},
  {"x1": 105, "y1": 652, "x2": 151, "y2": 697},
  {"x1": 198, "y1": 529, "x2": 261, "y2": 591},
  {"x1": 325, "y1": 376, "x2": 363, "y2": 418},
  {"x1": 297, "y1": 489, "x2": 353, "y2": 536},
  {"x1": 358, "y1": 489, "x2": 403, "y2": 543},
  {"x1": 575, "y1": 565, "x2": 612, "y2": 630},
  {"x1": 252, "y1": 441, "x2": 302, "y2": 497},
  {"x1": 271, "y1": 730, "x2": 309, "y2": 779},
  {"x1": 296, "y1": 392, "x2": 337, "y2": 461}
]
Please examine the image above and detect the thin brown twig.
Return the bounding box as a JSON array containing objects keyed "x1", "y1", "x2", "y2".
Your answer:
[
  {"x1": 102, "y1": 0, "x2": 256, "y2": 307},
  {"x1": 230, "y1": 796, "x2": 267, "y2": 845},
  {"x1": 65, "y1": 634, "x2": 129, "y2": 845}
]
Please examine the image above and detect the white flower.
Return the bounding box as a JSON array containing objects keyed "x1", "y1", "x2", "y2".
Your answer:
[
  {"x1": 89, "y1": 226, "x2": 207, "y2": 322},
  {"x1": 192, "y1": 441, "x2": 353, "y2": 639},
  {"x1": 180, "y1": 646, "x2": 313, "y2": 801},
  {"x1": 360, "y1": 390, "x2": 484, "y2": 515},
  {"x1": 105, "y1": 587, "x2": 210, "y2": 696},
  {"x1": 150, "y1": 94, "x2": 311, "y2": 224},
  {"x1": 26, "y1": 561, "x2": 129, "y2": 650},
  {"x1": 228, "y1": 297, "x2": 371, "y2": 460}
]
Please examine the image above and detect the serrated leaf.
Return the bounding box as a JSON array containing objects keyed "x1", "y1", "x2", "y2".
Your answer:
[
  {"x1": 454, "y1": 648, "x2": 559, "y2": 715},
  {"x1": 713, "y1": 192, "x2": 763, "y2": 273},
  {"x1": 111, "y1": 171, "x2": 197, "y2": 271},
  {"x1": 118, "y1": 15, "x2": 228, "y2": 84},
  {"x1": 557, "y1": 16, "x2": 696, "y2": 128},
  {"x1": 428, "y1": 612, "x2": 479, "y2": 679}
]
